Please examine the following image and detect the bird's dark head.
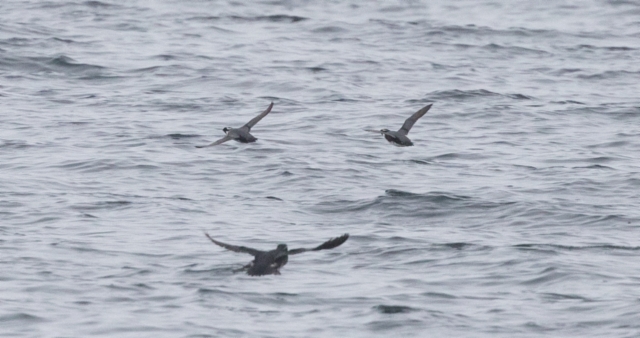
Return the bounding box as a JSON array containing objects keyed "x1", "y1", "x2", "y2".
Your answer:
[
  {"x1": 380, "y1": 128, "x2": 390, "y2": 133},
  {"x1": 276, "y1": 244, "x2": 288, "y2": 252},
  {"x1": 222, "y1": 127, "x2": 230, "y2": 134}
]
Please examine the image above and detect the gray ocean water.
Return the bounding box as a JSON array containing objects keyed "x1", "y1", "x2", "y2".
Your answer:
[{"x1": 2, "y1": 0, "x2": 640, "y2": 337}]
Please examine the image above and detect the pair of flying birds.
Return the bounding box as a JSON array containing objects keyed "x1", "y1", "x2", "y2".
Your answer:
[
  {"x1": 202, "y1": 102, "x2": 432, "y2": 275},
  {"x1": 195, "y1": 102, "x2": 434, "y2": 148}
]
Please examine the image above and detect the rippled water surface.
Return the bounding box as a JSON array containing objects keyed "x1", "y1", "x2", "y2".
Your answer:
[{"x1": 2, "y1": 0, "x2": 640, "y2": 337}]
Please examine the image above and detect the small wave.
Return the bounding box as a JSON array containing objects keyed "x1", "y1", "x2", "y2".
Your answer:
[
  {"x1": 0, "y1": 313, "x2": 46, "y2": 324},
  {"x1": 130, "y1": 63, "x2": 194, "y2": 75},
  {"x1": 578, "y1": 70, "x2": 640, "y2": 80},
  {"x1": 443, "y1": 242, "x2": 471, "y2": 250},
  {"x1": 189, "y1": 14, "x2": 307, "y2": 23},
  {"x1": 105, "y1": 283, "x2": 151, "y2": 292},
  {"x1": 78, "y1": 74, "x2": 124, "y2": 82},
  {"x1": 520, "y1": 267, "x2": 568, "y2": 286},
  {"x1": 406, "y1": 159, "x2": 433, "y2": 165},
  {"x1": 0, "y1": 37, "x2": 32, "y2": 47},
  {"x1": 483, "y1": 43, "x2": 550, "y2": 56},
  {"x1": 507, "y1": 93, "x2": 533, "y2": 100},
  {"x1": 384, "y1": 189, "x2": 470, "y2": 203},
  {"x1": 574, "y1": 44, "x2": 635, "y2": 51},
  {"x1": 586, "y1": 141, "x2": 628, "y2": 148},
  {"x1": 152, "y1": 54, "x2": 178, "y2": 61},
  {"x1": 55, "y1": 159, "x2": 119, "y2": 172},
  {"x1": 378, "y1": 5, "x2": 409, "y2": 13},
  {"x1": 369, "y1": 18, "x2": 405, "y2": 29},
  {"x1": 543, "y1": 156, "x2": 618, "y2": 164},
  {"x1": 429, "y1": 242, "x2": 492, "y2": 252},
  {"x1": 71, "y1": 201, "x2": 133, "y2": 211},
  {"x1": 18, "y1": 217, "x2": 60, "y2": 225},
  {"x1": 305, "y1": 66, "x2": 327, "y2": 73},
  {"x1": 584, "y1": 156, "x2": 620, "y2": 163},
  {"x1": 429, "y1": 89, "x2": 498, "y2": 100},
  {"x1": 50, "y1": 37, "x2": 79, "y2": 44},
  {"x1": 312, "y1": 189, "x2": 515, "y2": 217},
  {"x1": 58, "y1": 121, "x2": 91, "y2": 126},
  {"x1": 320, "y1": 94, "x2": 358, "y2": 102},
  {"x1": 541, "y1": 293, "x2": 593, "y2": 302},
  {"x1": 439, "y1": 24, "x2": 557, "y2": 39},
  {"x1": 312, "y1": 198, "x2": 378, "y2": 214},
  {"x1": 372, "y1": 247, "x2": 423, "y2": 259},
  {"x1": 312, "y1": 26, "x2": 348, "y2": 33},
  {"x1": 47, "y1": 55, "x2": 104, "y2": 72},
  {"x1": 512, "y1": 164, "x2": 538, "y2": 170},
  {"x1": 551, "y1": 68, "x2": 583, "y2": 76},
  {"x1": 427, "y1": 152, "x2": 488, "y2": 161},
  {"x1": 166, "y1": 133, "x2": 200, "y2": 139},
  {"x1": 84, "y1": 1, "x2": 119, "y2": 8},
  {"x1": 571, "y1": 164, "x2": 614, "y2": 170},
  {"x1": 0, "y1": 140, "x2": 32, "y2": 149},
  {"x1": 426, "y1": 89, "x2": 532, "y2": 101},
  {"x1": 483, "y1": 140, "x2": 519, "y2": 146},
  {"x1": 514, "y1": 244, "x2": 640, "y2": 252},
  {"x1": 0, "y1": 53, "x2": 111, "y2": 78},
  {"x1": 157, "y1": 103, "x2": 204, "y2": 112},
  {"x1": 109, "y1": 23, "x2": 147, "y2": 32},
  {"x1": 197, "y1": 287, "x2": 234, "y2": 294},
  {"x1": 130, "y1": 66, "x2": 162, "y2": 73},
  {"x1": 552, "y1": 100, "x2": 585, "y2": 105},
  {"x1": 422, "y1": 292, "x2": 457, "y2": 299},
  {"x1": 374, "y1": 305, "x2": 417, "y2": 314},
  {"x1": 255, "y1": 15, "x2": 307, "y2": 23}
]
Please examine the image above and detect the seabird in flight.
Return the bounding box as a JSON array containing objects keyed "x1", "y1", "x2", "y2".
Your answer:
[
  {"x1": 196, "y1": 102, "x2": 274, "y2": 148},
  {"x1": 366, "y1": 103, "x2": 433, "y2": 146},
  {"x1": 204, "y1": 233, "x2": 349, "y2": 276}
]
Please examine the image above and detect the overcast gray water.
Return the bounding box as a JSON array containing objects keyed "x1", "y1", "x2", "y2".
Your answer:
[{"x1": 2, "y1": 0, "x2": 640, "y2": 337}]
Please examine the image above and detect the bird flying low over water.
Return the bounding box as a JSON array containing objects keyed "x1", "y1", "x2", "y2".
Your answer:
[
  {"x1": 205, "y1": 233, "x2": 349, "y2": 276},
  {"x1": 195, "y1": 102, "x2": 274, "y2": 148},
  {"x1": 366, "y1": 103, "x2": 433, "y2": 146}
]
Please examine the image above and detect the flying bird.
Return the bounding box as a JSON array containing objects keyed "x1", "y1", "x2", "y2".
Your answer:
[
  {"x1": 366, "y1": 103, "x2": 433, "y2": 146},
  {"x1": 204, "y1": 233, "x2": 349, "y2": 276},
  {"x1": 196, "y1": 102, "x2": 274, "y2": 148}
]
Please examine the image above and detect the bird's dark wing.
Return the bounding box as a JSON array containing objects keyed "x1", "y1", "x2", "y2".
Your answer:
[
  {"x1": 398, "y1": 103, "x2": 433, "y2": 135},
  {"x1": 205, "y1": 233, "x2": 262, "y2": 256},
  {"x1": 195, "y1": 135, "x2": 232, "y2": 148},
  {"x1": 241, "y1": 102, "x2": 274, "y2": 132},
  {"x1": 288, "y1": 234, "x2": 349, "y2": 255}
]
